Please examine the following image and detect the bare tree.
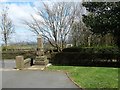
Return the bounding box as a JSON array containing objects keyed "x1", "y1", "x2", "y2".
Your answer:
[
  {"x1": 0, "y1": 7, "x2": 15, "y2": 47},
  {"x1": 71, "y1": 21, "x2": 93, "y2": 47},
  {"x1": 24, "y1": 2, "x2": 80, "y2": 51},
  {"x1": 69, "y1": 3, "x2": 90, "y2": 47}
]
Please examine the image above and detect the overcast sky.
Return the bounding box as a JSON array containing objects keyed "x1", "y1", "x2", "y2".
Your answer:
[
  {"x1": 0, "y1": 0, "x2": 84, "y2": 46},
  {"x1": 0, "y1": 0, "x2": 42, "y2": 45}
]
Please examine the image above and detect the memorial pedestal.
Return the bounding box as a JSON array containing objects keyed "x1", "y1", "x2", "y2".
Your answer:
[{"x1": 35, "y1": 56, "x2": 49, "y2": 65}]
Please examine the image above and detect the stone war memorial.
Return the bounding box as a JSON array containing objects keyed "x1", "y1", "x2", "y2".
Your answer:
[
  {"x1": 15, "y1": 34, "x2": 49, "y2": 70},
  {"x1": 35, "y1": 34, "x2": 49, "y2": 65}
]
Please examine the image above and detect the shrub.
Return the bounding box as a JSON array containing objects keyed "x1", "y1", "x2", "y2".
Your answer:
[
  {"x1": 52, "y1": 47, "x2": 120, "y2": 67},
  {"x1": 62, "y1": 47, "x2": 82, "y2": 52},
  {"x1": 62, "y1": 46, "x2": 119, "y2": 54},
  {"x1": 52, "y1": 52, "x2": 119, "y2": 67},
  {"x1": 2, "y1": 51, "x2": 36, "y2": 59}
]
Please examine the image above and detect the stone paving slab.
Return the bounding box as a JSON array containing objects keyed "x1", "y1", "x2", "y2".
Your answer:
[
  {"x1": 24, "y1": 65, "x2": 45, "y2": 70},
  {"x1": 2, "y1": 71, "x2": 79, "y2": 88},
  {"x1": 0, "y1": 60, "x2": 46, "y2": 71}
]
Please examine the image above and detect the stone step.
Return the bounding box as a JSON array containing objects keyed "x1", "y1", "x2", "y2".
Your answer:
[{"x1": 34, "y1": 60, "x2": 48, "y2": 65}]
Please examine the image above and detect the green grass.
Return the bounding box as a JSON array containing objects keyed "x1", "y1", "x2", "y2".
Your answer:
[{"x1": 46, "y1": 66, "x2": 119, "y2": 88}]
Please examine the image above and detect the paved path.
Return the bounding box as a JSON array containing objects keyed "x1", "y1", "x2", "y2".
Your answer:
[
  {"x1": 2, "y1": 71, "x2": 78, "y2": 88},
  {"x1": 0, "y1": 60, "x2": 15, "y2": 69},
  {"x1": 0, "y1": 60, "x2": 16, "y2": 71},
  {"x1": 1, "y1": 60, "x2": 79, "y2": 88}
]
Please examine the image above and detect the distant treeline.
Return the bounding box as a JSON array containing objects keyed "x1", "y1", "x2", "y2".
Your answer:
[{"x1": 2, "y1": 48, "x2": 36, "y2": 51}]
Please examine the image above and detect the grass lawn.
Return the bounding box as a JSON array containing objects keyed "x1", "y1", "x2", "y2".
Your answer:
[{"x1": 46, "y1": 66, "x2": 119, "y2": 88}]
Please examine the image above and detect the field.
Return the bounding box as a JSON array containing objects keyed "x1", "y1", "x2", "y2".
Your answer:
[{"x1": 46, "y1": 66, "x2": 119, "y2": 88}]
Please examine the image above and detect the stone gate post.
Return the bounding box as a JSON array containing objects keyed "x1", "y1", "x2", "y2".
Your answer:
[{"x1": 15, "y1": 56, "x2": 24, "y2": 70}]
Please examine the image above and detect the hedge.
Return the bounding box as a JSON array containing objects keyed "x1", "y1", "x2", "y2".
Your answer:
[
  {"x1": 52, "y1": 52, "x2": 119, "y2": 67},
  {"x1": 2, "y1": 51, "x2": 36, "y2": 59},
  {"x1": 62, "y1": 47, "x2": 119, "y2": 54},
  {"x1": 51, "y1": 47, "x2": 120, "y2": 67}
]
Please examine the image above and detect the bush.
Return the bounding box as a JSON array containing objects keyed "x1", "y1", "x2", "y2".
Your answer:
[
  {"x1": 62, "y1": 47, "x2": 82, "y2": 52},
  {"x1": 62, "y1": 46, "x2": 119, "y2": 54},
  {"x1": 51, "y1": 47, "x2": 120, "y2": 67},
  {"x1": 52, "y1": 52, "x2": 120, "y2": 67},
  {"x1": 2, "y1": 51, "x2": 36, "y2": 59}
]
